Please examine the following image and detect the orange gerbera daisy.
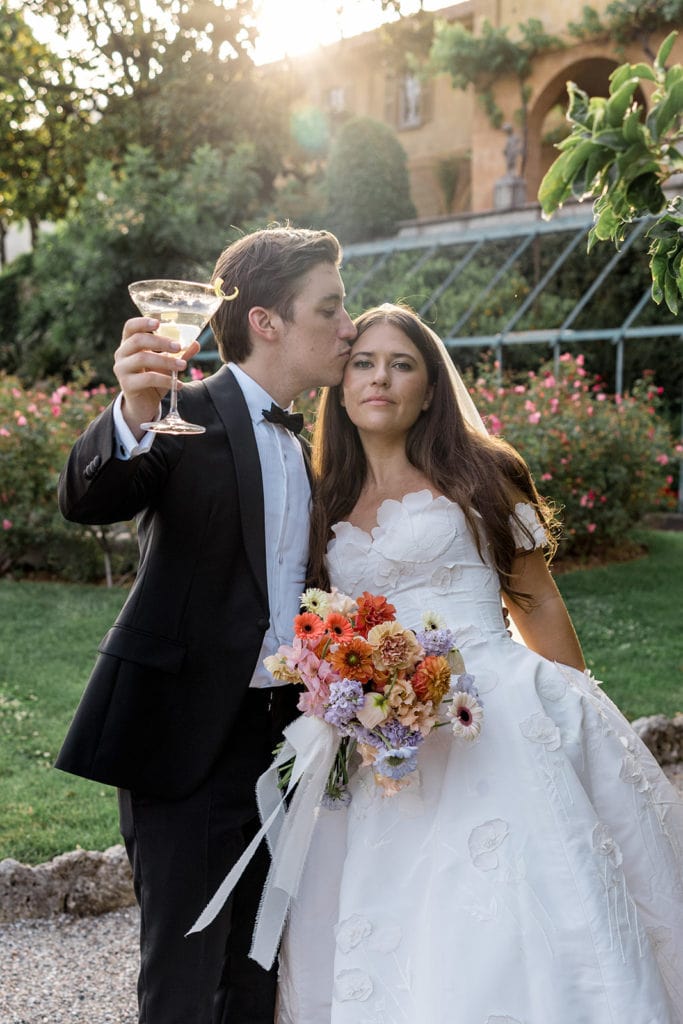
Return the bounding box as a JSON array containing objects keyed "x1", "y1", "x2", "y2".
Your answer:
[
  {"x1": 411, "y1": 655, "x2": 452, "y2": 705},
  {"x1": 323, "y1": 612, "x2": 355, "y2": 644},
  {"x1": 328, "y1": 637, "x2": 375, "y2": 683},
  {"x1": 355, "y1": 591, "x2": 396, "y2": 638},
  {"x1": 293, "y1": 612, "x2": 326, "y2": 644}
]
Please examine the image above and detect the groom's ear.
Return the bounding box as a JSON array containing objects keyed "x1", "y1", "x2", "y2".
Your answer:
[{"x1": 248, "y1": 306, "x2": 278, "y2": 341}]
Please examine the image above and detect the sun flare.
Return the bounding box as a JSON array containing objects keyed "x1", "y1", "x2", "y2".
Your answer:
[{"x1": 251, "y1": 0, "x2": 426, "y2": 64}]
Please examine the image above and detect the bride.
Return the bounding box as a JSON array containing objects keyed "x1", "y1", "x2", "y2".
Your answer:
[{"x1": 276, "y1": 303, "x2": 683, "y2": 1023}]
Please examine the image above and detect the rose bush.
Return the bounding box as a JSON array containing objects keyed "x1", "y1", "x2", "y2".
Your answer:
[
  {"x1": 0, "y1": 372, "x2": 137, "y2": 582},
  {"x1": 2, "y1": 352, "x2": 679, "y2": 578},
  {"x1": 467, "y1": 353, "x2": 680, "y2": 555}
]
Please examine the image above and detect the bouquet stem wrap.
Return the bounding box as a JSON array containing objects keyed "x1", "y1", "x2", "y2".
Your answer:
[{"x1": 186, "y1": 713, "x2": 341, "y2": 969}]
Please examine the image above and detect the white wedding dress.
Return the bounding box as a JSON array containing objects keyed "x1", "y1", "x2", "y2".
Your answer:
[{"x1": 277, "y1": 491, "x2": 683, "y2": 1024}]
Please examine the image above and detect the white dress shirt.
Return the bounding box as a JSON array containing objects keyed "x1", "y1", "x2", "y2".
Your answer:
[{"x1": 112, "y1": 365, "x2": 311, "y2": 687}]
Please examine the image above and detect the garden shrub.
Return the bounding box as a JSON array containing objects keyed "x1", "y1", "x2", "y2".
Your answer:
[
  {"x1": 2, "y1": 352, "x2": 679, "y2": 579},
  {"x1": 0, "y1": 372, "x2": 137, "y2": 582},
  {"x1": 467, "y1": 352, "x2": 681, "y2": 556},
  {"x1": 325, "y1": 117, "x2": 417, "y2": 243},
  {"x1": 14, "y1": 142, "x2": 264, "y2": 384}
]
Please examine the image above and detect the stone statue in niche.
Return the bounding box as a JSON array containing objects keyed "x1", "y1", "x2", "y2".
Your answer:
[
  {"x1": 495, "y1": 123, "x2": 527, "y2": 209},
  {"x1": 502, "y1": 123, "x2": 524, "y2": 177}
]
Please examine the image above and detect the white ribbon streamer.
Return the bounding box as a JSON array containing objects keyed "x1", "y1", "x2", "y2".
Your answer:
[{"x1": 186, "y1": 714, "x2": 341, "y2": 971}]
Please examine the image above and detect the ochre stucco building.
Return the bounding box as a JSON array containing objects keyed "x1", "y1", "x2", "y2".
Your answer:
[{"x1": 267, "y1": 0, "x2": 683, "y2": 221}]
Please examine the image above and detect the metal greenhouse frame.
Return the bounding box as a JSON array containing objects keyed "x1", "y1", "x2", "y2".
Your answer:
[
  {"x1": 197, "y1": 205, "x2": 683, "y2": 510},
  {"x1": 341, "y1": 208, "x2": 682, "y2": 400}
]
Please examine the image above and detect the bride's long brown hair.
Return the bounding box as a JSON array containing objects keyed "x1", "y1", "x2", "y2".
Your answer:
[{"x1": 308, "y1": 304, "x2": 559, "y2": 602}]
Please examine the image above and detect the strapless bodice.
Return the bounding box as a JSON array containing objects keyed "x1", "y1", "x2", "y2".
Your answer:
[{"x1": 326, "y1": 489, "x2": 545, "y2": 647}]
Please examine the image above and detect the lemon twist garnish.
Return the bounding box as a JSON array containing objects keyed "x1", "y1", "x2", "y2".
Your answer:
[{"x1": 214, "y1": 277, "x2": 239, "y2": 301}]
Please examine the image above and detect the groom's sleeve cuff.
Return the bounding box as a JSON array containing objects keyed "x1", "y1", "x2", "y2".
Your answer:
[{"x1": 113, "y1": 392, "x2": 159, "y2": 460}]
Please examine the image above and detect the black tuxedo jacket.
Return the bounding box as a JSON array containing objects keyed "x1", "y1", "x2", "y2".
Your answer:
[{"x1": 55, "y1": 366, "x2": 303, "y2": 799}]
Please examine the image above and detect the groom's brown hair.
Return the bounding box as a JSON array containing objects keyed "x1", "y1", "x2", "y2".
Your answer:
[{"x1": 210, "y1": 225, "x2": 342, "y2": 363}]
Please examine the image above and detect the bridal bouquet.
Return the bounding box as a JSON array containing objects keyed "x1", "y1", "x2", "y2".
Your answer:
[{"x1": 264, "y1": 588, "x2": 483, "y2": 801}]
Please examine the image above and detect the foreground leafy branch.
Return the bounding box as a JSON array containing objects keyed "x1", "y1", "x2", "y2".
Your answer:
[{"x1": 539, "y1": 31, "x2": 683, "y2": 312}]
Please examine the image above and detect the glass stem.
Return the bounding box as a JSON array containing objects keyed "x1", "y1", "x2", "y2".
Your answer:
[{"x1": 168, "y1": 371, "x2": 180, "y2": 417}]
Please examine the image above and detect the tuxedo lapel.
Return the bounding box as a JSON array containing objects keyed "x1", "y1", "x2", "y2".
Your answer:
[{"x1": 203, "y1": 366, "x2": 268, "y2": 608}]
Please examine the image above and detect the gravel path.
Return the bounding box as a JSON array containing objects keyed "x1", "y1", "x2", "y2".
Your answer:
[
  {"x1": 2, "y1": 763, "x2": 683, "y2": 1024},
  {"x1": 0, "y1": 908, "x2": 139, "y2": 1024}
]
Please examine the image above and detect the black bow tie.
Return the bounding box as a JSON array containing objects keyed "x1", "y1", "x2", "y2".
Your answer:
[{"x1": 262, "y1": 403, "x2": 304, "y2": 435}]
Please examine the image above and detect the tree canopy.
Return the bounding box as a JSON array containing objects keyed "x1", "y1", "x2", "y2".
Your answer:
[
  {"x1": 0, "y1": 6, "x2": 95, "y2": 252},
  {"x1": 2, "y1": 0, "x2": 293, "y2": 248}
]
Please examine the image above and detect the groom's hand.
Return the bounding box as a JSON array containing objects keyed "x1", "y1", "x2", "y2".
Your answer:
[{"x1": 114, "y1": 317, "x2": 198, "y2": 439}]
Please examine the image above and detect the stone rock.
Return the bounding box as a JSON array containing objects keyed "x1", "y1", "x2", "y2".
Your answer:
[
  {"x1": 0, "y1": 843, "x2": 134, "y2": 922},
  {"x1": 631, "y1": 712, "x2": 683, "y2": 765}
]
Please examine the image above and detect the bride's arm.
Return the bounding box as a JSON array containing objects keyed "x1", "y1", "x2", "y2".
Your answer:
[{"x1": 504, "y1": 548, "x2": 586, "y2": 671}]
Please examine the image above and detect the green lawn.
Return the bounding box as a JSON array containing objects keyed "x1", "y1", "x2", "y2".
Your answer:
[
  {"x1": 1, "y1": 529, "x2": 681, "y2": 865},
  {"x1": 0, "y1": 579, "x2": 127, "y2": 865},
  {"x1": 556, "y1": 530, "x2": 683, "y2": 721}
]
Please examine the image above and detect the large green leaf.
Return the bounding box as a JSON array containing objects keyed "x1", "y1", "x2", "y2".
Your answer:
[
  {"x1": 566, "y1": 82, "x2": 590, "y2": 126},
  {"x1": 625, "y1": 172, "x2": 665, "y2": 214},
  {"x1": 651, "y1": 79, "x2": 683, "y2": 140},
  {"x1": 538, "y1": 139, "x2": 595, "y2": 212},
  {"x1": 664, "y1": 269, "x2": 679, "y2": 314},
  {"x1": 592, "y1": 127, "x2": 629, "y2": 150},
  {"x1": 656, "y1": 31, "x2": 678, "y2": 71},
  {"x1": 583, "y1": 145, "x2": 615, "y2": 187},
  {"x1": 605, "y1": 78, "x2": 639, "y2": 127},
  {"x1": 616, "y1": 145, "x2": 660, "y2": 184},
  {"x1": 650, "y1": 253, "x2": 667, "y2": 304},
  {"x1": 622, "y1": 108, "x2": 647, "y2": 146},
  {"x1": 622, "y1": 62, "x2": 657, "y2": 83},
  {"x1": 590, "y1": 203, "x2": 621, "y2": 243}
]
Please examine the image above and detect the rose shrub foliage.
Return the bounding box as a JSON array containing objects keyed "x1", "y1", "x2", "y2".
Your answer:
[
  {"x1": 466, "y1": 352, "x2": 680, "y2": 554},
  {"x1": 1, "y1": 353, "x2": 679, "y2": 580},
  {"x1": 0, "y1": 371, "x2": 137, "y2": 581}
]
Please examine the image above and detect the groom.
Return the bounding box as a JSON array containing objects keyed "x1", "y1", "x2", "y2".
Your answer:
[{"x1": 55, "y1": 225, "x2": 356, "y2": 1024}]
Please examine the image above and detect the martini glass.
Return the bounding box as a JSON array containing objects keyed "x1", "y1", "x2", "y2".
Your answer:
[{"x1": 128, "y1": 279, "x2": 225, "y2": 435}]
